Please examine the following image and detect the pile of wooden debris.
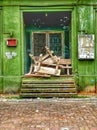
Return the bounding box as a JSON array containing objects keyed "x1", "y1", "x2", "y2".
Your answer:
[{"x1": 25, "y1": 46, "x2": 71, "y2": 77}]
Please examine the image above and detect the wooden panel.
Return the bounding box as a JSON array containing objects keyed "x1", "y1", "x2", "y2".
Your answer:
[
  {"x1": 78, "y1": 61, "x2": 95, "y2": 75},
  {"x1": 59, "y1": 59, "x2": 71, "y2": 65},
  {"x1": 34, "y1": 65, "x2": 61, "y2": 76}
]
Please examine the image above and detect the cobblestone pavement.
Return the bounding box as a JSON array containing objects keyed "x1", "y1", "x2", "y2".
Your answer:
[{"x1": 0, "y1": 98, "x2": 97, "y2": 130}]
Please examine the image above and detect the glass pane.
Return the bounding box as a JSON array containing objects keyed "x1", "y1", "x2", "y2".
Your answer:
[
  {"x1": 49, "y1": 33, "x2": 62, "y2": 56},
  {"x1": 33, "y1": 33, "x2": 46, "y2": 56}
]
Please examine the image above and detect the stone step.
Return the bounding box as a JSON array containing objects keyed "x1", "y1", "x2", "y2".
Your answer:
[
  {"x1": 21, "y1": 93, "x2": 77, "y2": 98},
  {"x1": 22, "y1": 80, "x2": 75, "y2": 84},
  {"x1": 21, "y1": 76, "x2": 77, "y2": 98},
  {"x1": 22, "y1": 76, "x2": 74, "y2": 82},
  {"x1": 21, "y1": 88, "x2": 76, "y2": 93},
  {"x1": 21, "y1": 83, "x2": 75, "y2": 88}
]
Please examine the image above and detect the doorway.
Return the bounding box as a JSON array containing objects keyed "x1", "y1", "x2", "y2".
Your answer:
[{"x1": 23, "y1": 11, "x2": 71, "y2": 73}]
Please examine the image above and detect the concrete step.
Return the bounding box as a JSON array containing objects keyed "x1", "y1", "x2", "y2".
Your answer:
[
  {"x1": 20, "y1": 76, "x2": 77, "y2": 98},
  {"x1": 21, "y1": 88, "x2": 76, "y2": 93},
  {"x1": 21, "y1": 93, "x2": 77, "y2": 98}
]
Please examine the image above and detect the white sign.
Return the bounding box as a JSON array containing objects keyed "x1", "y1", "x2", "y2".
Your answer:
[
  {"x1": 6, "y1": 52, "x2": 17, "y2": 59},
  {"x1": 78, "y1": 34, "x2": 94, "y2": 59}
]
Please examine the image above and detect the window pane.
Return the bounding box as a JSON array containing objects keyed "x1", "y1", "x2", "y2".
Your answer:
[
  {"x1": 33, "y1": 33, "x2": 46, "y2": 56},
  {"x1": 49, "y1": 33, "x2": 62, "y2": 56}
]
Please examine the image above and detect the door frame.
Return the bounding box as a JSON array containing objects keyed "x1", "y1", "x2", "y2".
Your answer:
[{"x1": 20, "y1": 6, "x2": 75, "y2": 74}]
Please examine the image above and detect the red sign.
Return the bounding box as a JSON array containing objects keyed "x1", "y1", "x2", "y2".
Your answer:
[{"x1": 7, "y1": 39, "x2": 17, "y2": 47}]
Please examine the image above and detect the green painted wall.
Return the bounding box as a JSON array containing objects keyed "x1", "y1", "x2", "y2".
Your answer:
[
  {"x1": 76, "y1": 6, "x2": 96, "y2": 92},
  {"x1": 2, "y1": 6, "x2": 21, "y2": 93},
  {"x1": 0, "y1": 0, "x2": 97, "y2": 93},
  {"x1": 0, "y1": 10, "x2": 3, "y2": 93}
]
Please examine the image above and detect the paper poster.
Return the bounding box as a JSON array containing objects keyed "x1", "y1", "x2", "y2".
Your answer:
[{"x1": 78, "y1": 34, "x2": 94, "y2": 59}]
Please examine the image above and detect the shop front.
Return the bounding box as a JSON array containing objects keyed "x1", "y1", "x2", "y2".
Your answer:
[{"x1": 0, "y1": 0, "x2": 97, "y2": 96}]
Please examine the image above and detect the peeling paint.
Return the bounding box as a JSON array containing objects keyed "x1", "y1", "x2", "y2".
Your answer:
[{"x1": 5, "y1": 52, "x2": 17, "y2": 59}]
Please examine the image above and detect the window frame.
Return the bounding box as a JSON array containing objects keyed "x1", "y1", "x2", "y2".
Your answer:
[{"x1": 32, "y1": 31, "x2": 64, "y2": 58}]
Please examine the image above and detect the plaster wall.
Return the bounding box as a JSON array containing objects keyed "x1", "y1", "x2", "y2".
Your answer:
[{"x1": 2, "y1": 6, "x2": 21, "y2": 93}]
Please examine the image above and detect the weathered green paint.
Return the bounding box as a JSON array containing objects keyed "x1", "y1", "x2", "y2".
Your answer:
[
  {"x1": 77, "y1": 6, "x2": 94, "y2": 33},
  {"x1": 78, "y1": 76, "x2": 96, "y2": 93},
  {"x1": 0, "y1": 10, "x2": 3, "y2": 93},
  {"x1": 3, "y1": 6, "x2": 21, "y2": 75},
  {"x1": 0, "y1": 0, "x2": 77, "y2": 6},
  {"x1": 0, "y1": 0, "x2": 97, "y2": 93},
  {"x1": 72, "y1": 6, "x2": 78, "y2": 74},
  {"x1": 76, "y1": 5, "x2": 95, "y2": 91},
  {"x1": 3, "y1": 77, "x2": 21, "y2": 93},
  {"x1": 2, "y1": 6, "x2": 21, "y2": 93}
]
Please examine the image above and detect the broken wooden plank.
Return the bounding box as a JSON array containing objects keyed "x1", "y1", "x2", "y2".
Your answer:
[
  {"x1": 29, "y1": 54, "x2": 38, "y2": 65},
  {"x1": 55, "y1": 57, "x2": 60, "y2": 74},
  {"x1": 42, "y1": 51, "x2": 54, "y2": 61},
  {"x1": 42, "y1": 57, "x2": 54, "y2": 64},
  {"x1": 34, "y1": 65, "x2": 61, "y2": 76},
  {"x1": 22, "y1": 74, "x2": 50, "y2": 78},
  {"x1": 59, "y1": 59, "x2": 71, "y2": 65},
  {"x1": 45, "y1": 46, "x2": 59, "y2": 63}
]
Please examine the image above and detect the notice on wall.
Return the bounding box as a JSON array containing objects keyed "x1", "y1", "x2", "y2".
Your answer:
[
  {"x1": 5, "y1": 52, "x2": 17, "y2": 59},
  {"x1": 78, "y1": 34, "x2": 94, "y2": 59}
]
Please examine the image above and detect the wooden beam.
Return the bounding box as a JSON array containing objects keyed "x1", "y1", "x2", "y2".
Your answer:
[{"x1": 34, "y1": 65, "x2": 61, "y2": 76}]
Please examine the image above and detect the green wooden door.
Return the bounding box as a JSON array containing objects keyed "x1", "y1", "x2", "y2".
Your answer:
[{"x1": 25, "y1": 32, "x2": 31, "y2": 73}]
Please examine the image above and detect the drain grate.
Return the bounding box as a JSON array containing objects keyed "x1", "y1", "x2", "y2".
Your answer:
[{"x1": 61, "y1": 127, "x2": 69, "y2": 130}]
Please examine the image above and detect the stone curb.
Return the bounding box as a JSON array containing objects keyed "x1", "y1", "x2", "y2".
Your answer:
[{"x1": 0, "y1": 97, "x2": 97, "y2": 102}]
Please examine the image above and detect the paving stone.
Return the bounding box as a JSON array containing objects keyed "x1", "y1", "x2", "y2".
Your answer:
[{"x1": 0, "y1": 98, "x2": 97, "y2": 130}]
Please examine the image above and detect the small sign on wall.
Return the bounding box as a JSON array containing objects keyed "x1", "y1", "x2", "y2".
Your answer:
[
  {"x1": 78, "y1": 34, "x2": 94, "y2": 59},
  {"x1": 7, "y1": 38, "x2": 17, "y2": 47}
]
